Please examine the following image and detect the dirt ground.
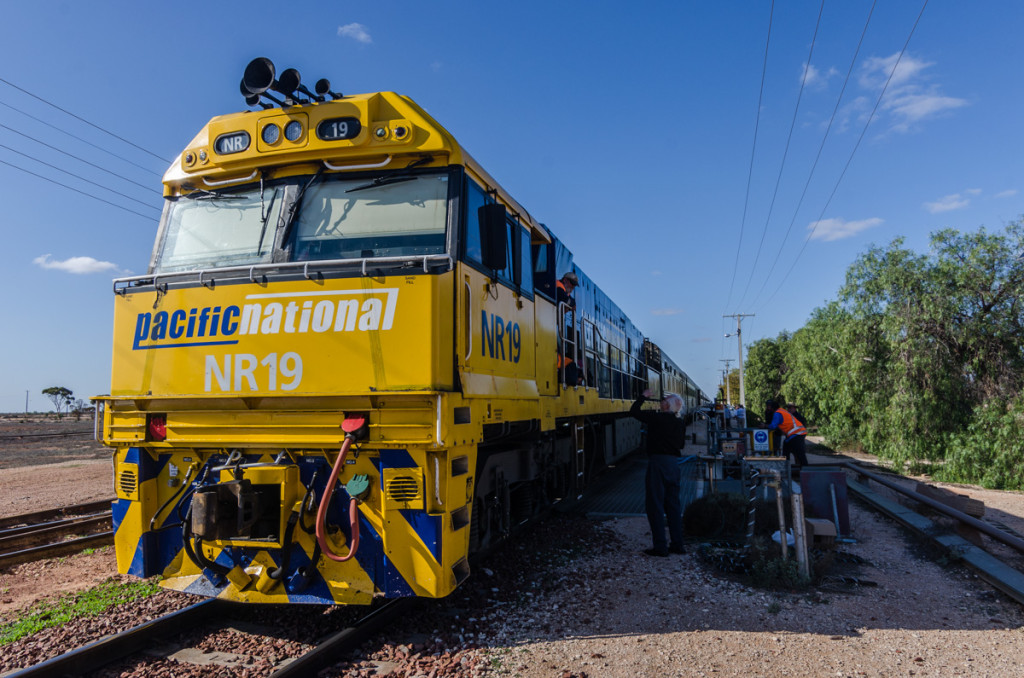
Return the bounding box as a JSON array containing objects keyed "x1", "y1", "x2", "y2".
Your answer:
[
  {"x1": 0, "y1": 415, "x2": 119, "y2": 616},
  {"x1": 4, "y1": 420, "x2": 1024, "y2": 676}
]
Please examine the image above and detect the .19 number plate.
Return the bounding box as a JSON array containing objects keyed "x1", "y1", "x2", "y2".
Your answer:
[{"x1": 317, "y1": 117, "x2": 362, "y2": 141}]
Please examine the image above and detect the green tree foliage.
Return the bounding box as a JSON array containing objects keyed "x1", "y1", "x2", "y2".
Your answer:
[
  {"x1": 743, "y1": 334, "x2": 787, "y2": 425},
  {"x1": 937, "y1": 395, "x2": 1024, "y2": 490},
  {"x1": 752, "y1": 219, "x2": 1024, "y2": 481},
  {"x1": 41, "y1": 386, "x2": 74, "y2": 418},
  {"x1": 836, "y1": 224, "x2": 1024, "y2": 467}
]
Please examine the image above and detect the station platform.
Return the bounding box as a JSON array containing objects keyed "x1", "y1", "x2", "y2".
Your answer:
[{"x1": 570, "y1": 418, "x2": 710, "y2": 519}]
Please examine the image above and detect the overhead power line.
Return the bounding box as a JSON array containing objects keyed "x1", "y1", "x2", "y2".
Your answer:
[
  {"x1": 0, "y1": 121, "x2": 162, "y2": 196},
  {"x1": 750, "y1": 0, "x2": 878, "y2": 309},
  {"x1": 725, "y1": 0, "x2": 775, "y2": 312},
  {"x1": 0, "y1": 76, "x2": 171, "y2": 163},
  {"x1": 0, "y1": 156, "x2": 159, "y2": 221},
  {"x1": 0, "y1": 98, "x2": 164, "y2": 176},
  {"x1": 759, "y1": 0, "x2": 930, "y2": 310},
  {"x1": 0, "y1": 141, "x2": 161, "y2": 212},
  {"x1": 737, "y1": 0, "x2": 826, "y2": 310}
]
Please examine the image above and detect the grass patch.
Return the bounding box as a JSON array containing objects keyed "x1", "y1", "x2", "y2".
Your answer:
[{"x1": 0, "y1": 578, "x2": 162, "y2": 645}]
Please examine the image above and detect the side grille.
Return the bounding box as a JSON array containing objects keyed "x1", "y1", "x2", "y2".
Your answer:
[
  {"x1": 382, "y1": 468, "x2": 424, "y2": 510},
  {"x1": 118, "y1": 469, "x2": 138, "y2": 499},
  {"x1": 386, "y1": 475, "x2": 421, "y2": 502}
]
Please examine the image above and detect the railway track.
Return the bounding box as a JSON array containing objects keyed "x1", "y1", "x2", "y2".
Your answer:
[
  {"x1": 8, "y1": 598, "x2": 411, "y2": 677},
  {"x1": 839, "y1": 460, "x2": 1024, "y2": 605},
  {"x1": 0, "y1": 499, "x2": 114, "y2": 567}
]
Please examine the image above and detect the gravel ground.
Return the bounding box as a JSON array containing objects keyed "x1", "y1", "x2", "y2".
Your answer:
[{"x1": 4, "y1": 427, "x2": 1024, "y2": 676}]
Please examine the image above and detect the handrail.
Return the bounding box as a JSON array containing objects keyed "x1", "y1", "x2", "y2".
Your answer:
[
  {"x1": 112, "y1": 254, "x2": 454, "y2": 292},
  {"x1": 464, "y1": 280, "x2": 473, "y2": 362},
  {"x1": 557, "y1": 301, "x2": 577, "y2": 387},
  {"x1": 322, "y1": 156, "x2": 392, "y2": 171},
  {"x1": 201, "y1": 170, "x2": 259, "y2": 187}
]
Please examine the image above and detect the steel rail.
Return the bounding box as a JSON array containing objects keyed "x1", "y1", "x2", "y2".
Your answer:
[
  {"x1": 0, "y1": 514, "x2": 112, "y2": 552},
  {"x1": 0, "y1": 430, "x2": 94, "y2": 441},
  {"x1": 270, "y1": 599, "x2": 411, "y2": 677},
  {"x1": 841, "y1": 461, "x2": 1024, "y2": 554},
  {"x1": 7, "y1": 599, "x2": 226, "y2": 678},
  {"x1": 0, "y1": 531, "x2": 113, "y2": 568},
  {"x1": 0, "y1": 500, "x2": 113, "y2": 530}
]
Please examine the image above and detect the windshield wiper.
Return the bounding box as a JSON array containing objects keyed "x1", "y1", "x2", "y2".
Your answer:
[
  {"x1": 345, "y1": 175, "x2": 416, "y2": 193},
  {"x1": 344, "y1": 156, "x2": 435, "y2": 194},
  {"x1": 182, "y1": 187, "x2": 246, "y2": 201}
]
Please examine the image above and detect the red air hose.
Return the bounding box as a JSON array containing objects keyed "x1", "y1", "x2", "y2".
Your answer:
[{"x1": 315, "y1": 435, "x2": 360, "y2": 562}]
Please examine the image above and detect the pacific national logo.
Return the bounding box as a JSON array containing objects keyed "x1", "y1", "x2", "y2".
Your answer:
[{"x1": 132, "y1": 289, "x2": 399, "y2": 350}]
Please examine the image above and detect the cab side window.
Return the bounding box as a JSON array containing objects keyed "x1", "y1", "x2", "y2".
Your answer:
[
  {"x1": 463, "y1": 179, "x2": 532, "y2": 298},
  {"x1": 464, "y1": 181, "x2": 487, "y2": 265}
]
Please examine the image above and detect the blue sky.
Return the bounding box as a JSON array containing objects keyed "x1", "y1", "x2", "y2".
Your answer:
[{"x1": 1, "y1": 1, "x2": 1021, "y2": 412}]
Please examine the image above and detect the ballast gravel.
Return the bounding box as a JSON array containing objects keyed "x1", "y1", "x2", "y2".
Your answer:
[{"x1": 4, "y1": 454, "x2": 1024, "y2": 676}]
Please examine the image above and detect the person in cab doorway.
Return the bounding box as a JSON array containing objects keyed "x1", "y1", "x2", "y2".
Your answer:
[
  {"x1": 734, "y1": 403, "x2": 746, "y2": 427},
  {"x1": 766, "y1": 400, "x2": 808, "y2": 469},
  {"x1": 556, "y1": 271, "x2": 582, "y2": 385},
  {"x1": 630, "y1": 389, "x2": 688, "y2": 557}
]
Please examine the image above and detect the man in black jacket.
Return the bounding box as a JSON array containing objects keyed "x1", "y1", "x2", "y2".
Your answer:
[{"x1": 631, "y1": 389, "x2": 689, "y2": 556}]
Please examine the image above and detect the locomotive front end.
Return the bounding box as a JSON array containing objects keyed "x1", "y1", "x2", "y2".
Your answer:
[{"x1": 96, "y1": 59, "x2": 478, "y2": 604}]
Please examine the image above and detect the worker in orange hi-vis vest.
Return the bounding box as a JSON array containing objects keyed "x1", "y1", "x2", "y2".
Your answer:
[{"x1": 766, "y1": 400, "x2": 808, "y2": 468}]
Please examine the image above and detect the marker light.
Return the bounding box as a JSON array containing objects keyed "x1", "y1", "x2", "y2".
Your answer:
[{"x1": 285, "y1": 120, "x2": 303, "y2": 141}]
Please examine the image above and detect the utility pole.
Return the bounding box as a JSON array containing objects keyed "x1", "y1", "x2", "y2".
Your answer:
[
  {"x1": 719, "y1": 359, "x2": 733, "y2": 404},
  {"x1": 724, "y1": 313, "x2": 754, "y2": 410}
]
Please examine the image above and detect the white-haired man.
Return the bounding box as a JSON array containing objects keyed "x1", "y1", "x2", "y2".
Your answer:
[{"x1": 630, "y1": 388, "x2": 688, "y2": 557}]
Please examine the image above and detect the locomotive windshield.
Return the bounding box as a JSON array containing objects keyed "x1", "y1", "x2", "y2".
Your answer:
[
  {"x1": 292, "y1": 173, "x2": 448, "y2": 261},
  {"x1": 153, "y1": 173, "x2": 449, "y2": 273},
  {"x1": 155, "y1": 185, "x2": 285, "y2": 272}
]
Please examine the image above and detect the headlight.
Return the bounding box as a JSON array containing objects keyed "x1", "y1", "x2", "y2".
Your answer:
[
  {"x1": 262, "y1": 123, "x2": 281, "y2": 144},
  {"x1": 285, "y1": 120, "x2": 303, "y2": 141}
]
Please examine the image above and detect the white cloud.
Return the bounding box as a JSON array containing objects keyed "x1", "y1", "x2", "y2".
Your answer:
[
  {"x1": 995, "y1": 189, "x2": 1018, "y2": 199},
  {"x1": 857, "y1": 53, "x2": 967, "y2": 132},
  {"x1": 923, "y1": 193, "x2": 970, "y2": 214},
  {"x1": 859, "y1": 54, "x2": 931, "y2": 90},
  {"x1": 802, "y1": 63, "x2": 820, "y2": 86},
  {"x1": 965, "y1": 188, "x2": 982, "y2": 196},
  {"x1": 34, "y1": 254, "x2": 119, "y2": 274},
  {"x1": 808, "y1": 217, "x2": 883, "y2": 242},
  {"x1": 802, "y1": 62, "x2": 838, "y2": 88},
  {"x1": 651, "y1": 308, "x2": 684, "y2": 316},
  {"x1": 338, "y1": 23, "x2": 372, "y2": 44}
]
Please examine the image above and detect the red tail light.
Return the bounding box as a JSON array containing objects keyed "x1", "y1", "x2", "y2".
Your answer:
[{"x1": 147, "y1": 414, "x2": 167, "y2": 442}]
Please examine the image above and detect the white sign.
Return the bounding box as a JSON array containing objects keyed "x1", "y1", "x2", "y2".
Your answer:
[{"x1": 753, "y1": 429, "x2": 770, "y2": 452}]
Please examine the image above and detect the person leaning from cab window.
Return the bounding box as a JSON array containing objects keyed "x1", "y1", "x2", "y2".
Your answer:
[
  {"x1": 631, "y1": 389, "x2": 688, "y2": 557},
  {"x1": 766, "y1": 400, "x2": 808, "y2": 468},
  {"x1": 556, "y1": 272, "x2": 582, "y2": 384},
  {"x1": 556, "y1": 271, "x2": 578, "y2": 309}
]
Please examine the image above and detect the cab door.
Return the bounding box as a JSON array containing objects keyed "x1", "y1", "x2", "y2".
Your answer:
[{"x1": 457, "y1": 188, "x2": 536, "y2": 399}]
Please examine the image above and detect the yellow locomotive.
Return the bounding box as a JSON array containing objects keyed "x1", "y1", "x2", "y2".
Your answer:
[{"x1": 94, "y1": 58, "x2": 705, "y2": 605}]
